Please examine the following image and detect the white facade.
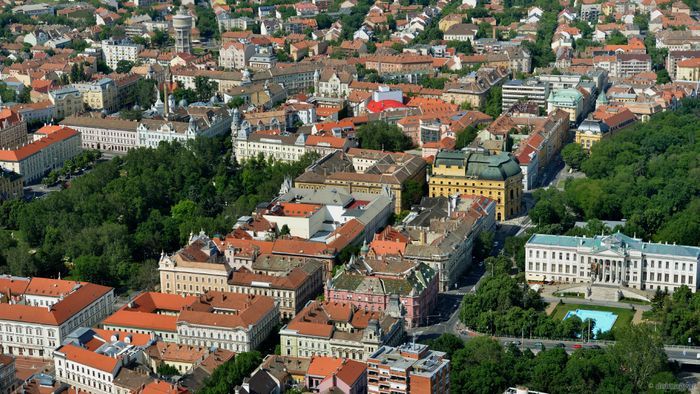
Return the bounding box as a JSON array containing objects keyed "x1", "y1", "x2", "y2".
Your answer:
[
  {"x1": 0, "y1": 129, "x2": 82, "y2": 183},
  {"x1": 101, "y1": 40, "x2": 143, "y2": 71},
  {"x1": 0, "y1": 286, "x2": 114, "y2": 359},
  {"x1": 525, "y1": 233, "x2": 700, "y2": 293},
  {"x1": 176, "y1": 303, "x2": 279, "y2": 353}
]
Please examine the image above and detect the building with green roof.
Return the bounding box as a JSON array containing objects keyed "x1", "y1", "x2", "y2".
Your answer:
[
  {"x1": 525, "y1": 232, "x2": 700, "y2": 294},
  {"x1": 325, "y1": 256, "x2": 438, "y2": 328},
  {"x1": 546, "y1": 88, "x2": 585, "y2": 123},
  {"x1": 429, "y1": 150, "x2": 523, "y2": 220}
]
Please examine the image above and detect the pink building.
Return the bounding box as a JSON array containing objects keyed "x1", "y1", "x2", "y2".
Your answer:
[
  {"x1": 324, "y1": 255, "x2": 439, "y2": 328},
  {"x1": 306, "y1": 356, "x2": 367, "y2": 394}
]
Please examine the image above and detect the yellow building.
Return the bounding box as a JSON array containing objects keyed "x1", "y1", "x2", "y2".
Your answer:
[
  {"x1": 575, "y1": 118, "x2": 608, "y2": 151},
  {"x1": 0, "y1": 169, "x2": 23, "y2": 201},
  {"x1": 429, "y1": 150, "x2": 523, "y2": 221},
  {"x1": 676, "y1": 58, "x2": 700, "y2": 81}
]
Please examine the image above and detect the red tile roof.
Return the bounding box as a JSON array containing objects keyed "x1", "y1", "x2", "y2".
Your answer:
[
  {"x1": 58, "y1": 344, "x2": 118, "y2": 373},
  {"x1": 0, "y1": 281, "x2": 112, "y2": 325},
  {"x1": 0, "y1": 127, "x2": 78, "y2": 162}
]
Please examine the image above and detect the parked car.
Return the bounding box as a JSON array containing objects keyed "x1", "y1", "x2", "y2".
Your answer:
[
  {"x1": 573, "y1": 344, "x2": 583, "y2": 349},
  {"x1": 554, "y1": 343, "x2": 566, "y2": 348}
]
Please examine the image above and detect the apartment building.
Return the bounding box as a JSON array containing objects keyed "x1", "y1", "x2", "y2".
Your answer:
[
  {"x1": 53, "y1": 328, "x2": 153, "y2": 394},
  {"x1": 429, "y1": 150, "x2": 523, "y2": 221},
  {"x1": 219, "y1": 41, "x2": 256, "y2": 70},
  {"x1": 294, "y1": 149, "x2": 427, "y2": 214},
  {"x1": 0, "y1": 125, "x2": 81, "y2": 183},
  {"x1": 501, "y1": 78, "x2": 550, "y2": 112},
  {"x1": 102, "y1": 292, "x2": 197, "y2": 342},
  {"x1": 228, "y1": 260, "x2": 324, "y2": 320},
  {"x1": 546, "y1": 88, "x2": 585, "y2": 123},
  {"x1": 401, "y1": 195, "x2": 496, "y2": 292},
  {"x1": 442, "y1": 67, "x2": 509, "y2": 109},
  {"x1": 73, "y1": 78, "x2": 118, "y2": 113},
  {"x1": 159, "y1": 231, "x2": 232, "y2": 296},
  {"x1": 325, "y1": 256, "x2": 438, "y2": 328},
  {"x1": 103, "y1": 290, "x2": 279, "y2": 353},
  {"x1": 101, "y1": 39, "x2": 143, "y2": 71},
  {"x1": 525, "y1": 233, "x2": 700, "y2": 293},
  {"x1": 593, "y1": 53, "x2": 652, "y2": 78},
  {"x1": 279, "y1": 300, "x2": 405, "y2": 361},
  {"x1": 666, "y1": 50, "x2": 700, "y2": 80},
  {"x1": 176, "y1": 291, "x2": 279, "y2": 353},
  {"x1": 49, "y1": 86, "x2": 84, "y2": 119},
  {"x1": 61, "y1": 115, "x2": 138, "y2": 153},
  {"x1": 367, "y1": 343, "x2": 450, "y2": 394},
  {"x1": 234, "y1": 130, "x2": 307, "y2": 163},
  {"x1": 0, "y1": 169, "x2": 23, "y2": 201},
  {"x1": 362, "y1": 55, "x2": 434, "y2": 82},
  {"x1": 0, "y1": 276, "x2": 114, "y2": 359},
  {"x1": 0, "y1": 109, "x2": 27, "y2": 150}
]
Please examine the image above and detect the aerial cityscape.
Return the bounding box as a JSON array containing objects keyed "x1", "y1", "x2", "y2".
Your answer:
[{"x1": 0, "y1": 0, "x2": 697, "y2": 392}]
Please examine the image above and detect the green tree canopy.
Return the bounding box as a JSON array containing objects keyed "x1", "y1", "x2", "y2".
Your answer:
[{"x1": 355, "y1": 121, "x2": 413, "y2": 151}]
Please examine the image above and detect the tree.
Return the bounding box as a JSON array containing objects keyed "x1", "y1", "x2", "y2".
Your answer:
[
  {"x1": 455, "y1": 126, "x2": 479, "y2": 149},
  {"x1": 656, "y1": 69, "x2": 671, "y2": 84},
  {"x1": 484, "y1": 87, "x2": 502, "y2": 117},
  {"x1": 151, "y1": 29, "x2": 171, "y2": 48},
  {"x1": 157, "y1": 362, "x2": 181, "y2": 376},
  {"x1": 199, "y1": 352, "x2": 262, "y2": 394},
  {"x1": 355, "y1": 121, "x2": 413, "y2": 151},
  {"x1": 279, "y1": 224, "x2": 290, "y2": 236},
  {"x1": 561, "y1": 143, "x2": 587, "y2": 170},
  {"x1": 426, "y1": 333, "x2": 465, "y2": 359},
  {"x1": 135, "y1": 79, "x2": 158, "y2": 108},
  {"x1": 115, "y1": 60, "x2": 134, "y2": 74},
  {"x1": 194, "y1": 76, "x2": 218, "y2": 102},
  {"x1": 609, "y1": 325, "x2": 668, "y2": 392},
  {"x1": 72, "y1": 255, "x2": 110, "y2": 285},
  {"x1": 315, "y1": 14, "x2": 333, "y2": 29},
  {"x1": 401, "y1": 179, "x2": 424, "y2": 209},
  {"x1": 195, "y1": 6, "x2": 220, "y2": 40},
  {"x1": 605, "y1": 30, "x2": 627, "y2": 45}
]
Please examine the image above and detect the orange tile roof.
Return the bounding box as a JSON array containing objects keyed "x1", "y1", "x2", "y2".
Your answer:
[
  {"x1": 0, "y1": 276, "x2": 30, "y2": 297},
  {"x1": 334, "y1": 359, "x2": 367, "y2": 386},
  {"x1": 307, "y1": 356, "x2": 344, "y2": 377},
  {"x1": 178, "y1": 292, "x2": 276, "y2": 328},
  {"x1": 141, "y1": 381, "x2": 189, "y2": 394},
  {"x1": 0, "y1": 108, "x2": 21, "y2": 125},
  {"x1": 58, "y1": 344, "x2": 118, "y2": 373},
  {"x1": 305, "y1": 135, "x2": 348, "y2": 149},
  {"x1": 0, "y1": 127, "x2": 78, "y2": 162},
  {"x1": 0, "y1": 281, "x2": 112, "y2": 325},
  {"x1": 103, "y1": 310, "x2": 178, "y2": 332}
]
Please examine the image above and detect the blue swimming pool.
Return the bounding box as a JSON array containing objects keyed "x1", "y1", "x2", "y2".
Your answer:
[{"x1": 564, "y1": 309, "x2": 618, "y2": 337}]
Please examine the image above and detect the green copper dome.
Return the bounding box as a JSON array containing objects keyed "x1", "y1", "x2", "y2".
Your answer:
[{"x1": 434, "y1": 150, "x2": 522, "y2": 181}]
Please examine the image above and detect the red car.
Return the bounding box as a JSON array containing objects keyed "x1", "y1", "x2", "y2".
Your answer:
[{"x1": 573, "y1": 344, "x2": 583, "y2": 349}]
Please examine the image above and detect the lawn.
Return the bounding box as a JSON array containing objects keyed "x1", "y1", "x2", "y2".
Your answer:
[{"x1": 550, "y1": 302, "x2": 635, "y2": 332}]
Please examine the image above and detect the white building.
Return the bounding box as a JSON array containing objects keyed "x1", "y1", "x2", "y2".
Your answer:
[
  {"x1": 234, "y1": 128, "x2": 307, "y2": 163},
  {"x1": 101, "y1": 39, "x2": 143, "y2": 71},
  {"x1": 176, "y1": 291, "x2": 279, "y2": 353},
  {"x1": 54, "y1": 328, "x2": 153, "y2": 394},
  {"x1": 0, "y1": 125, "x2": 82, "y2": 183},
  {"x1": 0, "y1": 276, "x2": 114, "y2": 359},
  {"x1": 61, "y1": 115, "x2": 138, "y2": 153},
  {"x1": 525, "y1": 233, "x2": 700, "y2": 293},
  {"x1": 501, "y1": 78, "x2": 550, "y2": 112},
  {"x1": 219, "y1": 41, "x2": 256, "y2": 70}
]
